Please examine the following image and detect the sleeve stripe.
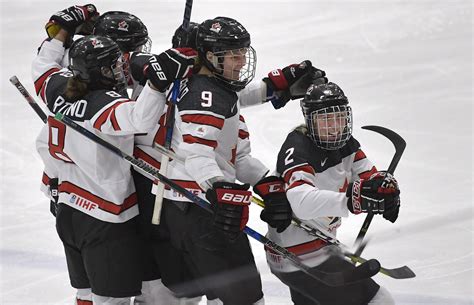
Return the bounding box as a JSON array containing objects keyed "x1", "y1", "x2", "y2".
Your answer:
[
  {"x1": 239, "y1": 129, "x2": 250, "y2": 139},
  {"x1": 93, "y1": 100, "x2": 132, "y2": 131},
  {"x1": 287, "y1": 180, "x2": 315, "y2": 191},
  {"x1": 283, "y1": 164, "x2": 315, "y2": 184},
  {"x1": 239, "y1": 115, "x2": 246, "y2": 123},
  {"x1": 42, "y1": 172, "x2": 51, "y2": 186},
  {"x1": 34, "y1": 68, "x2": 60, "y2": 95},
  {"x1": 354, "y1": 149, "x2": 367, "y2": 162},
  {"x1": 153, "y1": 113, "x2": 167, "y2": 146},
  {"x1": 181, "y1": 114, "x2": 225, "y2": 129},
  {"x1": 182, "y1": 134, "x2": 218, "y2": 149},
  {"x1": 133, "y1": 147, "x2": 161, "y2": 170},
  {"x1": 358, "y1": 166, "x2": 377, "y2": 179}
]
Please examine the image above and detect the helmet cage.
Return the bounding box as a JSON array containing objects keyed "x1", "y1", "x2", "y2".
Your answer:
[
  {"x1": 208, "y1": 46, "x2": 256, "y2": 91},
  {"x1": 305, "y1": 105, "x2": 353, "y2": 150}
]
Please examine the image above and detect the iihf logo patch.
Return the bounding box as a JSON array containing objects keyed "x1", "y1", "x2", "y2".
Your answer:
[{"x1": 118, "y1": 20, "x2": 129, "y2": 32}]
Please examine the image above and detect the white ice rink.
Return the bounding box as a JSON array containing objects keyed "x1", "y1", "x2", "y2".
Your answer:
[{"x1": 1, "y1": 1, "x2": 472, "y2": 304}]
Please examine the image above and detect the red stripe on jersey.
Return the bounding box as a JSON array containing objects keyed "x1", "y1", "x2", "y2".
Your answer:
[
  {"x1": 133, "y1": 147, "x2": 161, "y2": 170},
  {"x1": 287, "y1": 180, "x2": 315, "y2": 191},
  {"x1": 354, "y1": 150, "x2": 367, "y2": 162},
  {"x1": 181, "y1": 114, "x2": 224, "y2": 129},
  {"x1": 42, "y1": 172, "x2": 51, "y2": 185},
  {"x1": 93, "y1": 100, "x2": 132, "y2": 131},
  {"x1": 358, "y1": 166, "x2": 378, "y2": 180},
  {"x1": 238, "y1": 129, "x2": 249, "y2": 139},
  {"x1": 34, "y1": 68, "x2": 60, "y2": 95},
  {"x1": 239, "y1": 115, "x2": 246, "y2": 123},
  {"x1": 110, "y1": 107, "x2": 120, "y2": 131},
  {"x1": 165, "y1": 179, "x2": 203, "y2": 191},
  {"x1": 283, "y1": 164, "x2": 316, "y2": 184},
  {"x1": 183, "y1": 134, "x2": 218, "y2": 149},
  {"x1": 154, "y1": 104, "x2": 171, "y2": 146},
  {"x1": 286, "y1": 239, "x2": 327, "y2": 255},
  {"x1": 266, "y1": 239, "x2": 326, "y2": 256},
  {"x1": 59, "y1": 181, "x2": 137, "y2": 215}
]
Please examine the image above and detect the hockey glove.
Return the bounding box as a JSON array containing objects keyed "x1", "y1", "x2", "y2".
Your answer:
[
  {"x1": 46, "y1": 4, "x2": 99, "y2": 38},
  {"x1": 263, "y1": 60, "x2": 328, "y2": 109},
  {"x1": 347, "y1": 171, "x2": 401, "y2": 223},
  {"x1": 206, "y1": 182, "x2": 252, "y2": 240},
  {"x1": 145, "y1": 48, "x2": 197, "y2": 92},
  {"x1": 254, "y1": 176, "x2": 292, "y2": 233}
]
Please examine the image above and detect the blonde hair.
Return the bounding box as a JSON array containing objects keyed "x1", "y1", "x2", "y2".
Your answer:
[{"x1": 64, "y1": 77, "x2": 88, "y2": 100}]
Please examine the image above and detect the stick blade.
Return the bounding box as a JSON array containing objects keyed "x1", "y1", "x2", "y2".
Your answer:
[{"x1": 381, "y1": 265, "x2": 416, "y2": 279}]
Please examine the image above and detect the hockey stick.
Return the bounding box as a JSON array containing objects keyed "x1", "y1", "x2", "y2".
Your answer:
[
  {"x1": 9, "y1": 76, "x2": 47, "y2": 123},
  {"x1": 251, "y1": 196, "x2": 415, "y2": 279},
  {"x1": 151, "y1": 0, "x2": 194, "y2": 225},
  {"x1": 353, "y1": 125, "x2": 406, "y2": 257},
  {"x1": 54, "y1": 111, "x2": 381, "y2": 287}
]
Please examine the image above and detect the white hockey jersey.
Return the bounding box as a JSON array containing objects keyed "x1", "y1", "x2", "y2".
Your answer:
[
  {"x1": 133, "y1": 76, "x2": 270, "y2": 202},
  {"x1": 33, "y1": 38, "x2": 166, "y2": 223},
  {"x1": 267, "y1": 127, "x2": 377, "y2": 272}
]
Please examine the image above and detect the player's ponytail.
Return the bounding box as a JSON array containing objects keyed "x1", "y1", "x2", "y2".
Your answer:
[{"x1": 64, "y1": 77, "x2": 88, "y2": 100}]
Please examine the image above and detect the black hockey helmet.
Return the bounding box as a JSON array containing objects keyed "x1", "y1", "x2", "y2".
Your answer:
[
  {"x1": 195, "y1": 17, "x2": 256, "y2": 91},
  {"x1": 93, "y1": 11, "x2": 151, "y2": 53},
  {"x1": 172, "y1": 22, "x2": 199, "y2": 48},
  {"x1": 68, "y1": 35, "x2": 126, "y2": 91},
  {"x1": 301, "y1": 82, "x2": 353, "y2": 150}
]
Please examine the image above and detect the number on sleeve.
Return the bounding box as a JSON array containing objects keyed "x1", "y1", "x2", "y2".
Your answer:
[{"x1": 284, "y1": 147, "x2": 295, "y2": 165}]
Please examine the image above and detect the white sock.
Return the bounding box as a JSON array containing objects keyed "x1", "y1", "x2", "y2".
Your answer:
[
  {"x1": 92, "y1": 294, "x2": 131, "y2": 305},
  {"x1": 134, "y1": 279, "x2": 202, "y2": 305}
]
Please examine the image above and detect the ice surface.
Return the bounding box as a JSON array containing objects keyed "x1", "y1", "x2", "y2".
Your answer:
[{"x1": 1, "y1": 1, "x2": 472, "y2": 304}]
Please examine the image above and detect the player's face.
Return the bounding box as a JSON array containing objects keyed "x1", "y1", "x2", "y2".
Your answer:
[
  {"x1": 314, "y1": 111, "x2": 348, "y2": 141},
  {"x1": 221, "y1": 48, "x2": 247, "y2": 81}
]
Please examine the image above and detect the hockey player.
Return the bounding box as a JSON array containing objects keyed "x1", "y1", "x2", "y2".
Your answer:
[
  {"x1": 141, "y1": 16, "x2": 326, "y2": 305},
  {"x1": 258, "y1": 82, "x2": 400, "y2": 305},
  {"x1": 37, "y1": 5, "x2": 197, "y2": 304},
  {"x1": 33, "y1": 8, "x2": 195, "y2": 304},
  {"x1": 92, "y1": 10, "x2": 153, "y2": 99}
]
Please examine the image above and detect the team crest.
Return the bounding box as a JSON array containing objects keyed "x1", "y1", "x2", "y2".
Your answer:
[
  {"x1": 118, "y1": 20, "x2": 129, "y2": 31},
  {"x1": 210, "y1": 22, "x2": 222, "y2": 33},
  {"x1": 91, "y1": 38, "x2": 104, "y2": 49}
]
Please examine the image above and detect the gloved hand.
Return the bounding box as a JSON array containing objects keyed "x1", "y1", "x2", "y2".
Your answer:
[
  {"x1": 145, "y1": 48, "x2": 197, "y2": 92},
  {"x1": 347, "y1": 171, "x2": 400, "y2": 223},
  {"x1": 45, "y1": 4, "x2": 99, "y2": 38},
  {"x1": 206, "y1": 181, "x2": 251, "y2": 239},
  {"x1": 263, "y1": 60, "x2": 328, "y2": 109},
  {"x1": 254, "y1": 176, "x2": 292, "y2": 233}
]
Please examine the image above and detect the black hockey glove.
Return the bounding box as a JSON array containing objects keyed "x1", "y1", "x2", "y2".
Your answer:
[
  {"x1": 254, "y1": 176, "x2": 292, "y2": 233},
  {"x1": 263, "y1": 60, "x2": 328, "y2": 109},
  {"x1": 206, "y1": 182, "x2": 252, "y2": 240},
  {"x1": 46, "y1": 4, "x2": 99, "y2": 38},
  {"x1": 347, "y1": 172, "x2": 401, "y2": 223},
  {"x1": 145, "y1": 48, "x2": 197, "y2": 92}
]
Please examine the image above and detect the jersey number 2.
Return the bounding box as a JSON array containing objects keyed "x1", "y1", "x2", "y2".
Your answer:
[{"x1": 285, "y1": 147, "x2": 294, "y2": 165}]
